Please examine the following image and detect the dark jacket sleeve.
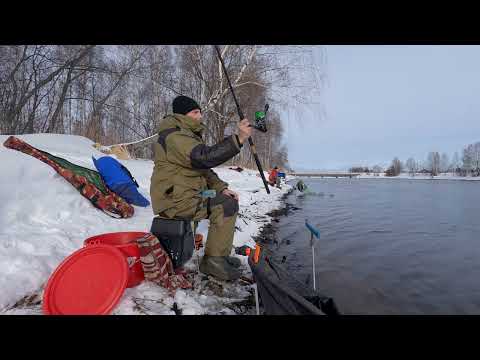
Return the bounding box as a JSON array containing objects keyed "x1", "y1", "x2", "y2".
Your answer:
[{"x1": 190, "y1": 135, "x2": 241, "y2": 169}]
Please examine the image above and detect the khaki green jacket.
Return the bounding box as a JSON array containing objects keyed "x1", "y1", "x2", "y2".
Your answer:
[{"x1": 150, "y1": 113, "x2": 242, "y2": 218}]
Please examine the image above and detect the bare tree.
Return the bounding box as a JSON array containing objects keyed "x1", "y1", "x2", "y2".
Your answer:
[
  {"x1": 440, "y1": 153, "x2": 450, "y2": 174},
  {"x1": 406, "y1": 157, "x2": 417, "y2": 176},
  {"x1": 427, "y1": 151, "x2": 440, "y2": 176},
  {"x1": 46, "y1": 46, "x2": 93, "y2": 133},
  {"x1": 0, "y1": 45, "x2": 95, "y2": 135},
  {"x1": 450, "y1": 151, "x2": 460, "y2": 175},
  {"x1": 461, "y1": 142, "x2": 480, "y2": 177},
  {"x1": 385, "y1": 158, "x2": 401, "y2": 177},
  {"x1": 473, "y1": 142, "x2": 480, "y2": 176},
  {"x1": 393, "y1": 157, "x2": 402, "y2": 176},
  {"x1": 372, "y1": 165, "x2": 383, "y2": 176},
  {"x1": 462, "y1": 145, "x2": 474, "y2": 176}
]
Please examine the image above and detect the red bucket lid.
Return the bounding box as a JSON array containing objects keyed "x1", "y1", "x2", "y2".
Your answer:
[{"x1": 43, "y1": 245, "x2": 128, "y2": 315}]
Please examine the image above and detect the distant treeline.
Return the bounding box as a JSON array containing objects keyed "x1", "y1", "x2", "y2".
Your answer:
[{"x1": 350, "y1": 141, "x2": 480, "y2": 177}]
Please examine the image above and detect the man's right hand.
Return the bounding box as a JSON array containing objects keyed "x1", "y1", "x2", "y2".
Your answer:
[{"x1": 238, "y1": 118, "x2": 252, "y2": 144}]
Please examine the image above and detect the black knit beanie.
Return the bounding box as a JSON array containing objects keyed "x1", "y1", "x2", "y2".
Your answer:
[{"x1": 172, "y1": 95, "x2": 201, "y2": 115}]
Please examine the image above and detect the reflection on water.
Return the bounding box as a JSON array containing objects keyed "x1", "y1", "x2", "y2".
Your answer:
[{"x1": 270, "y1": 178, "x2": 480, "y2": 314}]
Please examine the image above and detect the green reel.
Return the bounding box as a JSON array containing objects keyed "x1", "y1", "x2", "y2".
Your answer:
[{"x1": 253, "y1": 104, "x2": 269, "y2": 133}]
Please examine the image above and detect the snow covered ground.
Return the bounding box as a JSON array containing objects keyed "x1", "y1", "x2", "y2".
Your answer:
[{"x1": 0, "y1": 134, "x2": 291, "y2": 315}]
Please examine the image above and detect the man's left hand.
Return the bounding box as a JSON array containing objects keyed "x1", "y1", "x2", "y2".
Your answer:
[{"x1": 222, "y1": 189, "x2": 239, "y2": 201}]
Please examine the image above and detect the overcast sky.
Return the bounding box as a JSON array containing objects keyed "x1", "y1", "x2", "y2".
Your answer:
[{"x1": 283, "y1": 45, "x2": 480, "y2": 171}]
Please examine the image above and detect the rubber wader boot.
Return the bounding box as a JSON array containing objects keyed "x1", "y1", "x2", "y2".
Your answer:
[
  {"x1": 199, "y1": 256, "x2": 242, "y2": 281},
  {"x1": 225, "y1": 256, "x2": 242, "y2": 268}
]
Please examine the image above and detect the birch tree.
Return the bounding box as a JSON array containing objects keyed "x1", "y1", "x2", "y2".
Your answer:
[
  {"x1": 462, "y1": 145, "x2": 474, "y2": 176},
  {"x1": 440, "y1": 153, "x2": 449, "y2": 174},
  {"x1": 427, "y1": 152, "x2": 440, "y2": 176},
  {"x1": 406, "y1": 157, "x2": 417, "y2": 176},
  {"x1": 451, "y1": 151, "x2": 460, "y2": 175}
]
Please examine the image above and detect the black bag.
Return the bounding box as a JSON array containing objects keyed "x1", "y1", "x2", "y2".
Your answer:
[{"x1": 150, "y1": 217, "x2": 194, "y2": 269}]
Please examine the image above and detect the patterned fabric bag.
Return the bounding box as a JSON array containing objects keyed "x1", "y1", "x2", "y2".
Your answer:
[
  {"x1": 136, "y1": 233, "x2": 192, "y2": 293},
  {"x1": 3, "y1": 136, "x2": 134, "y2": 219}
]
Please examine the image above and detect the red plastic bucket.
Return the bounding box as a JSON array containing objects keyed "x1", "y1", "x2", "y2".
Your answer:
[{"x1": 84, "y1": 232, "x2": 147, "y2": 288}]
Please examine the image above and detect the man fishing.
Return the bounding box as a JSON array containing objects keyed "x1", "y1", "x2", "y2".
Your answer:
[
  {"x1": 296, "y1": 179, "x2": 307, "y2": 192},
  {"x1": 268, "y1": 166, "x2": 279, "y2": 187},
  {"x1": 150, "y1": 95, "x2": 252, "y2": 281}
]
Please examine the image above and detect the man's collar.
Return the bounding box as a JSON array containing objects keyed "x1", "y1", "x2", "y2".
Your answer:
[{"x1": 172, "y1": 113, "x2": 205, "y2": 134}]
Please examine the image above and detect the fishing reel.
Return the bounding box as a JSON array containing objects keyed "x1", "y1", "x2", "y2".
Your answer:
[{"x1": 251, "y1": 103, "x2": 269, "y2": 133}]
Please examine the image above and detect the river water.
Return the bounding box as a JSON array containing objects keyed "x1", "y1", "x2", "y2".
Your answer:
[{"x1": 268, "y1": 178, "x2": 480, "y2": 314}]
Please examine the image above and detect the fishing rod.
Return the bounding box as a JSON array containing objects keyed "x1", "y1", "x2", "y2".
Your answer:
[{"x1": 214, "y1": 45, "x2": 270, "y2": 194}]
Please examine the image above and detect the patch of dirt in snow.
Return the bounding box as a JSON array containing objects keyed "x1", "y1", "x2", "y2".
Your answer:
[{"x1": 2, "y1": 287, "x2": 44, "y2": 315}]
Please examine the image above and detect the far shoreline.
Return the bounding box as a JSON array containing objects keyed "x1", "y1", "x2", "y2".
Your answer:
[
  {"x1": 359, "y1": 174, "x2": 480, "y2": 181},
  {"x1": 289, "y1": 174, "x2": 480, "y2": 181}
]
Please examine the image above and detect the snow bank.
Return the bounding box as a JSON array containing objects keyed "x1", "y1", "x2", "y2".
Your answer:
[{"x1": 0, "y1": 134, "x2": 290, "y2": 314}]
